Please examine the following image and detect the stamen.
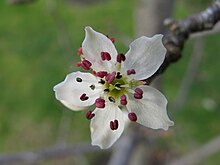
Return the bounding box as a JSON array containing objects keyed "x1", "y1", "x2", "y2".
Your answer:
[
  {"x1": 90, "y1": 84, "x2": 95, "y2": 90},
  {"x1": 86, "y1": 111, "x2": 95, "y2": 120},
  {"x1": 116, "y1": 72, "x2": 122, "y2": 79},
  {"x1": 101, "y1": 52, "x2": 111, "y2": 61},
  {"x1": 80, "y1": 93, "x2": 89, "y2": 101},
  {"x1": 117, "y1": 53, "x2": 126, "y2": 63},
  {"x1": 95, "y1": 98, "x2": 105, "y2": 108},
  {"x1": 104, "y1": 89, "x2": 110, "y2": 93},
  {"x1": 134, "y1": 88, "x2": 143, "y2": 99},
  {"x1": 109, "y1": 96, "x2": 115, "y2": 103},
  {"x1": 81, "y1": 59, "x2": 92, "y2": 70},
  {"x1": 115, "y1": 83, "x2": 121, "y2": 88},
  {"x1": 98, "y1": 79, "x2": 105, "y2": 85},
  {"x1": 128, "y1": 113, "x2": 137, "y2": 122},
  {"x1": 105, "y1": 72, "x2": 116, "y2": 84},
  {"x1": 114, "y1": 120, "x2": 118, "y2": 129},
  {"x1": 96, "y1": 71, "x2": 108, "y2": 78},
  {"x1": 77, "y1": 47, "x2": 83, "y2": 56},
  {"x1": 76, "y1": 77, "x2": 82, "y2": 82},
  {"x1": 120, "y1": 95, "x2": 127, "y2": 105},
  {"x1": 110, "y1": 121, "x2": 114, "y2": 130},
  {"x1": 127, "y1": 69, "x2": 136, "y2": 75},
  {"x1": 110, "y1": 120, "x2": 119, "y2": 130}
]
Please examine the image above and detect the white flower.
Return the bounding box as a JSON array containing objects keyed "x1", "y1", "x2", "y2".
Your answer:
[{"x1": 54, "y1": 26, "x2": 174, "y2": 149}]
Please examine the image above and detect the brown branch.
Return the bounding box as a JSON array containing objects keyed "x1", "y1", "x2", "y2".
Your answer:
[
  {"x1": 145, "y1": 0, "x2": 220, "y2": 84},
  {"x1": 0, "y1": 144, "x2": 102, "y2": 165},
  {"x1": 168, "y1": 134, "x2": 220, "y2": 165}
]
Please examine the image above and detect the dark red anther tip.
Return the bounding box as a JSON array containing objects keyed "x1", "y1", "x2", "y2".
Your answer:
[
  {"x1": 128, "y1": 113, "x2": 137, "y2": 122},
  {"x1": 127, "y1": 69, "x2": 136, "y2": 75},
  {"x1": 86, "y1": 111, "x2": 95, "y2": 120},
  {"x1": 96, "y1": 71, "x2": 108, "y2": 78},
  {"x1": 110, "y1": 120, "x2": 119, "y2": 130},
  {"x1": 135, "y1": 88, "x2": 143, "y2": 95},
  {"x1": 81, "y1": 59, "x2": 92, "y2": 70},
  {"x1": 101, "y1": 52, "x2": 111, "y2": 61},
  {"x1": 95, "y1": 98, "x2": 105, "y2": 108},
  {"x1": 117, "y1": 53, "x2": 126, "y2": 63},
  {"x1": 80, "y1": 93, "x2": 89, "y2": 101},
  {"x1": 105, "y1": 72, "x2": 116, "y2": 84},
  {"x1": 120, "y1": 95, "x2": 127, "y2": 105}
]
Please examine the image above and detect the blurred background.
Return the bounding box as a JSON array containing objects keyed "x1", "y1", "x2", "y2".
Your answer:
[{"x1": 0, "y1": 0, "x2": 220, "y2": 164}]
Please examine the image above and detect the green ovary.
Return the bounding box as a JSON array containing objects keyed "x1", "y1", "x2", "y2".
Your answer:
[{"x1": 104, "y1": 77, "x2": 127, "y2": 99}]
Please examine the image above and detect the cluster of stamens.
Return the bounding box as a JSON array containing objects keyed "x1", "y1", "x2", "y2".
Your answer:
[{"x1": 76, "y1": 37, "x2": 144, "y2": 131}]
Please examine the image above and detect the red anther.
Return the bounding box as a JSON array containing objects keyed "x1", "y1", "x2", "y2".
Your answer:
[
  {"x1": 110, "y1": 121, "x2": 114, "y2": 130},
  {"x1": 101, "y1": 52, "x2": 111, "y2": 61},
  {"x1": 127, "y1": 69, "x2": 136, "y2": 75},
  {"x1": 80, "y1": 93, "x2": 89, "y2": 101},
  {"x1": 95, "y1": 98, "x2": 105, "y2": 108},
  {"x1": 120, "y1": 95, "x2": 127, "y2": 105},
  {"x1": 110, "y1": 120, "x2": 119, "y2": 130},
  {"x1": 134, "y1": 93, "x2": 143, "y2": 99},
  {"x1": 101, "y1": 52, "x2": 106, "y2": 60},
  {"x1": 116, "y1": 53, "x2": 126, "y2": 63},
  {"x1": 86, "y1": 111, "x2": 95, "y2": 120},
  {"x1": 76, "y1": 61, "x2": 81, "y2": 67},
  {"x1": 110, "y1": 38, "x2": 115, "y2": 43},
  {"x1": 77, "y1": 47, "x2": 83, "y2": 56},
  {"x1": 81, "y1": 59, "x2": 92, "y2": 70},
  {"x1": 105, "y1": 72, "x2": 116, "y2": 84},
  {"x1": 96, "y1": 71, "x2": 108, "y2": 78},
  {"x1": 135, "y1": 88, "x2": 143, "y2": 95},
  {"x1": 128, "y1": 113, "x2": 137, "y2": 122},
  {"x1": 134, "y1": 88, "x2": 143, "y2": 99},
  {"x1": 113, "y1": 120, "x2": 119, "y2": 130}
]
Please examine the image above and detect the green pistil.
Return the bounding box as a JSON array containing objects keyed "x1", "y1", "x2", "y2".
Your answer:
[
  {"x1": 104, "y1": 76, "x2": 127, "y2": 99},
  {"x1": 103, "y1": 75, "x2": 140, "y2": 100}
]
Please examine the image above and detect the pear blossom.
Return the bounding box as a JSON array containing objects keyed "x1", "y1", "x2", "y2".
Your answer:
[{"x1": 53, "y1": 26, "x2": 174, "y2": 149}]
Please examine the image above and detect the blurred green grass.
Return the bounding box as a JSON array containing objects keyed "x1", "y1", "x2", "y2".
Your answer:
[{"x1": 0, "y1": 0, "x2": 220, "y2": 164}]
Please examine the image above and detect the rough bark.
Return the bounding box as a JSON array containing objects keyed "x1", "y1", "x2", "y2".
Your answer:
[{"x1": 145, "y1": 0, "x2": 220, "y2": 84}]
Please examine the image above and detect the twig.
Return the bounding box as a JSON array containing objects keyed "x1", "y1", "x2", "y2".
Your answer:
[
  {"x1": 167, "y1": 134, "x2": 220, "y2": 165},
  {"x1": 145, "y1": 0, "x2": 220, "y2": 84},
  {"x1": 0, "y1": 144, "x2": 102, "y2": 165}
]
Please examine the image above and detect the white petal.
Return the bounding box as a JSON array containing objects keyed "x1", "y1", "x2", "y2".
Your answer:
[
  {"x1": 82, "y1": 26, "x2": 118, "y2": 72},
  {"x1": 60, "y1": 100, "x2": 88, "y2": 111},
  {"x1": 127, "y1": 85, "x2": 174, "y2": 130},
  {"x1": 53, "y1": 71, "x2": 102, "y2": 111},
  {"x1": 90, "y1": 104, "x2": 127, "y2": 149},
  {"x1": 122, "y1": 35, "x2": 166, "y2": 80}
]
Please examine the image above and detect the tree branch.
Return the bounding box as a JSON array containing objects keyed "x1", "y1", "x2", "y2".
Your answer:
[
  {"x1": 145, "y1": 0, "x2": 220, "y2": 84},
  {"x1": 0, "y1": 144, "x2": 102, "y2": 165},
  {"x1": 168, "y1": 134, "x2": 220, "y2": 165}
]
